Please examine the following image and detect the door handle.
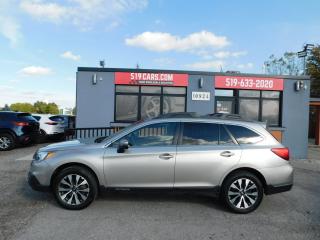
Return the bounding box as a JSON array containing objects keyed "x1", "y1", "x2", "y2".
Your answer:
[
  {"x1": 220, "y1": 151, "x2": 235, "y2": 157},
  {"x1": 159, "y1": 153, "x2": 174, "y2": 160}
]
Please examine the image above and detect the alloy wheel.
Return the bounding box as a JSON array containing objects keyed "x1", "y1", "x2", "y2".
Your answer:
[
  {"x1": 58, "y1": 174, "x2": 90, "y2": 205},
  {"x1": 227, "y1": 178, "x2": 258, "y2": 209},
  {"x1": 0, "y1": 136, "x2": 11, "y2": 150}
]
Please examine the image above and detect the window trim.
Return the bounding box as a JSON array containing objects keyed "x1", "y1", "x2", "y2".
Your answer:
[{"x1": 114, "y1": 85, "x2": 187, "y2": 123}]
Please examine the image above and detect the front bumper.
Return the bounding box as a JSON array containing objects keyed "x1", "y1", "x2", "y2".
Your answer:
[
  {"x1": 28, "y1": 172, "x2": 50, "y2": 192},
  {"x1": 27, "y1": 159, "x2": 53, "y2": 191}
]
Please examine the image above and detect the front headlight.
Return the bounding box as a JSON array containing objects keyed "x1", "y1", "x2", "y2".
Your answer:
[{"x1": 34, "y1": 151, "x2": 56, "y2": 161}]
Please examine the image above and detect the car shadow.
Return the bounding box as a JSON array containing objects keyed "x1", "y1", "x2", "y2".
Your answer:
[
  {"x1": 98, "y1": 189, "x2": 226, "y2": 211},
  {"x1": 22, "y1": 180, "x2": 226, "y2": 212}
]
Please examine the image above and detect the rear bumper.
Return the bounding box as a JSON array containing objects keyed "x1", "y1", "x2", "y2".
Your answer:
[
  {"x1": 18, "y1": 132, "x2": 39, "y2": 144},
  {"x1": 265, "y1": 184, "x2": 293, "y2": 195}
]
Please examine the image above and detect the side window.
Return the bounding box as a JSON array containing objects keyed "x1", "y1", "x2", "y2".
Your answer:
[
  {"x1": 219, "y1": 125, "x2": 235, "y2": 145},
  {"x1": 114, "y1": 122, "x2": 177, "y2": 147},
  {"x1": 226, "y1": 125, "x2": 263, "y2": 144},
  {"x1": 182, "y1": 123, "x2": 219, "y2": 145}
]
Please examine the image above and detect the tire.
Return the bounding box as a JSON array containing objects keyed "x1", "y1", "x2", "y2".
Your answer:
[
  {"x1": 0, "y1": 133, "x2": 15, "y2": 151},
  {"x1": 53, "y1": 166, "x2": 98, "y2": 210},
  {"x1": 221, "y1": 171, "x2": 263, "y2": 214},
  {"x1": 38, "y1": 129, "x2": 47, "y2": 143}
]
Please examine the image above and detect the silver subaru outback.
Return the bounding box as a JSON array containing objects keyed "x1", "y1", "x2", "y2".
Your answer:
[{"x1": 28, "y1": 115, "x2": 293, "y2": 213}]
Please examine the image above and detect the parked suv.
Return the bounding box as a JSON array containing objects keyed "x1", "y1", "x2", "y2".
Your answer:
[
  {"x1": 32, "y1": 114, "x2": 65, "y2": 141},
  {"x1": 0, "y1": 111, "x2": 39, "y2": 151},
  {"x1": 28, "y1": 115, "x2": 293, "y2": 213}
]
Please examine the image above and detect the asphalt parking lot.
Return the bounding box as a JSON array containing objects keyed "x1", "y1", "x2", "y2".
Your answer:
[{"x1": 0, "y1": 144, "x2": 319, "y2": 240}]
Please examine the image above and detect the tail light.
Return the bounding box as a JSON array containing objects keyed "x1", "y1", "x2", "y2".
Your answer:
[
  {"x1": 45, "y1": 122, "x2": 58, "y2": 125},
  {"x1": 271, "y1": 148, "x2": 290, "y2": 161},
  {"x1": 13, "y1": 121, "x2": 29, "y2": 126}
]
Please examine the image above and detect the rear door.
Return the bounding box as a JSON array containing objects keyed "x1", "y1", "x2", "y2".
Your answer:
[{"x1": 174, "y1": 122, "x2": 242, "y2": 188}]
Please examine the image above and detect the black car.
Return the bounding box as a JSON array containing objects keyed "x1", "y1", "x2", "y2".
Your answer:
[{"x1": 0, "y1": 111, "x2": 40, "y2": 151}]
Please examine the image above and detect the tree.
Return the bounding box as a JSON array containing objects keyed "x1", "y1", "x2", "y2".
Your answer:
[
  {"x1": 264, "y1": 52, "x2": 302, "y2": 75},
  {"x1": 8, "y1": 101, "x2": 60, "y2": 114},
  {"x1": 33, "y1": 101, "x2": 48, "y2": 113},
  {"x1": 1, "y1": 104, "x2": 10, "y2": 111},
  {"x1": 307, "y1": 45, "x2": 320, "y2": 97},
  {"x1": 46, "y1": 103, "x2": 59, "y2": 114},
  {"x1": 10, "y1": 103, "x2": 35, "y2": 113}
]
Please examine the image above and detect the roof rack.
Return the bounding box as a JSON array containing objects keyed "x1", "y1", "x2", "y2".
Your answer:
[
  {"x1": 205, "y1": 113, "x2": 243, "y2": 120},
  {"x1": 155, "y1": 112, "x2": 199, "y2": 119}
]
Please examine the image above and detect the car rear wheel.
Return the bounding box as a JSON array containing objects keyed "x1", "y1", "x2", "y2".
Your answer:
[
  {"x1": 221, "y1": 171, "x2": 263, "y2": 214},
  {"x1": 0, "y1": 133, "x2": 15, "y2": 151},
  {"x1": 53, "y1": 166, "x2": 98, "y2": 210}
]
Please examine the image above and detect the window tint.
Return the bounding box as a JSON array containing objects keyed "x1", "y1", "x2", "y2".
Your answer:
[
  {"x1": 262, "y1": 100, "x2": 279, "y2": 125},
  {"x1": 120, "y1": 122, "x2": 177, "y2": 147},
  {"x1": 262, "y1": 91, "x2": 280, "y2": 98},
  {"x1": 215, "y1": 89, "x2": 234, "y2": 97},
  {"x1": 115, "y1": 95, "x2": 138, "y2": 121},
  {"x1": 17, "y1": 113, "x2": 36, "y2": 121},
  {"x1": 33, "y1": 116, "x2": 41, "y2": 121},
  {"x1": 115, "y1": 85, "x2": 139, "y2": 93},
  {"x1": 226, "y1": 125, "x2": 263, "y2": 144},
  {"x1": 163, "y1": 87, "x2": 186, "y2": 94},
  {"x1": 49, "y1": 116, "x2": 64, "y2": 122},
  {"x1": 219, "y1": 125, "x2": 235, "y2": 145},
  {"x1": 239, "y1": 99, "x2": 259, "y2": 121},
  {"x1": 182, "y1": 123, "x2": 219, "y2": 145},
  {"x1": 141, "y1": 86, "x2": 161, "y2": 94},
  {"x1": 239, "y1": 90, "x2": 260, "y2": 98}
]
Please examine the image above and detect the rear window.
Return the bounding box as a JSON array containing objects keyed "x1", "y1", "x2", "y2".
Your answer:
[
  {"x1": 17, "y1": 113, "x2": 36, "y2": 121},
  {"x1": 49, "y1": 116, "x2": 64, "y2": 122},
  {"x1": 182, "y1": 122, "x2": 219, "y2": 145},
  {"x1": 33, "y1": 116, "x2": 41, "y2": 121},
  {"x1": 226, "y1": 125, "x2": 263, "y2": 144}
]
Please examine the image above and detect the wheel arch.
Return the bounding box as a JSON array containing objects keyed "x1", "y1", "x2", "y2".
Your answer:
[
  {"x1": 50, "y1": 162, "x2": 100, "y2": 190},
  {"x1": 220, "y1": 167, "x2": 267, "y2": 191},
  {"x1": 0, "y1": 129, "x2": 17, "y2": 138}
]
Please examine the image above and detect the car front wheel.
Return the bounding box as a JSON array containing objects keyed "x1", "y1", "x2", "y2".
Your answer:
[
  {"x1": 221, "y1": 171, "x2": 263, "y2": 214},
  {"x1": 53, "y1": 166, "x2": 98, "y2": 210}
]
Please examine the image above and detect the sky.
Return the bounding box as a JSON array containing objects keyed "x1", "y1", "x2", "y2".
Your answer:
[{"x1": 0, "y1": 0, "x2": 319, "y2": 109}]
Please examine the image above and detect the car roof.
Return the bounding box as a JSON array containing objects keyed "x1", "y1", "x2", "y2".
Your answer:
[{"x1": 150, "y1": 112, "x2": 266, "y2": 128}]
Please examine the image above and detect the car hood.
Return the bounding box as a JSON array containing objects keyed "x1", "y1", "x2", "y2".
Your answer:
[{"x1": 39, "y1": 139, "x2": 88, "y2": 152}]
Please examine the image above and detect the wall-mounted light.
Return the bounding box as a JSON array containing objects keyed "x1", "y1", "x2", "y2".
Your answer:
[
  {"x1": 295, "y1": 80, "x2": 307, "y2": 91},
  {"x1": 92, "y1": 73, "x2": 97, "y2": 85},
  {"x1": 198, "y1": 77, "x2": 204, "y2": 88}
]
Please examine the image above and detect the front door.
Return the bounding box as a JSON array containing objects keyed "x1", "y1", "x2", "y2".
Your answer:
[
  {"x1": 103, "y1": 122, "x2": 178, "y2": 187},
  {"x1": 175, "y1": 122, "x2": 241, "y2": 187}
]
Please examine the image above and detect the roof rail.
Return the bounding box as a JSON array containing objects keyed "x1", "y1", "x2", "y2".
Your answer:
[
  {"x1": 155, "y1": 112, "x2": 199, "y2": 119},
  {"x1": 205, "y1": 113, "x2": 243, "y2": 120}
]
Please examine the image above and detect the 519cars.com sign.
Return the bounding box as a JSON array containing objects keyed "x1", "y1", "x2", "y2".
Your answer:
[
  {"x1": 115, "y1": 72, "x2": 189, "y2": 86},
  {"x1": 215, "y1": 76, "x2": 284, "y2": 91}
]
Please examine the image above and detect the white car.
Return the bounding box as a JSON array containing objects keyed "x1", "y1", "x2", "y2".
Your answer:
[{"x1": 32, "y1": 114, "x2": 65, "y2": 140}]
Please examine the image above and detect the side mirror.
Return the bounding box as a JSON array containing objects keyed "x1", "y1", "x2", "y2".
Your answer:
[{"x1": 117, "y1": 139, "x2": 129, "y2": 153}]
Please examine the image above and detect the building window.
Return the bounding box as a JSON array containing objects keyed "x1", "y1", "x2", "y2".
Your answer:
[
  {"x1": 215, "y1": 89, "x2": 281, "y2": 126},
  {"x1": 115, "y1": 85, "x2": 186, "y2": 122}
]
